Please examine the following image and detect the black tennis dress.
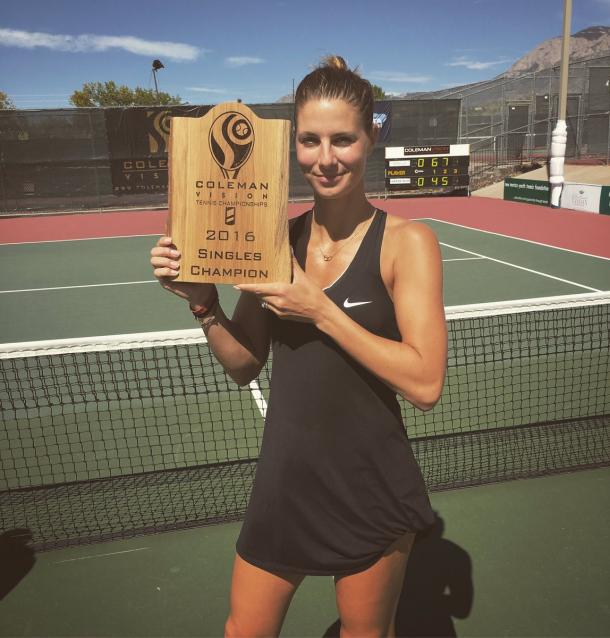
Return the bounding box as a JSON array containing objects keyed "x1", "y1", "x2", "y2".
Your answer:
[{"x1": 235, "y1": 208, "x2": 435, "y2": 576}]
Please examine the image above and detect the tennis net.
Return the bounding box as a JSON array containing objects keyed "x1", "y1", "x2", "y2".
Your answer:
[{"x1": 1, "y1": 292, "x2": 609, "y2": 550}]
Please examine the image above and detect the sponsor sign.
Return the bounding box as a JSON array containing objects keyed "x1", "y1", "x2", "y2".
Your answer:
[
  {"x1": 600, "y1": 186, "x2": 610, "y2": 216},
  {"x1": 385, "y1": 144, "x2": 469, "y2": 159},
  {"x1": 373, "y1": 100, "x2": 392, "y2": 144},
  {"x1": 504, "y1": 178, "x2": 550, "y2": 206},
  {"x1": 104, "y1": 105, "x2": 210, "y2": 194},
  {"x1": 560, "y1": 183, "x2": 602, "y2": 213}
]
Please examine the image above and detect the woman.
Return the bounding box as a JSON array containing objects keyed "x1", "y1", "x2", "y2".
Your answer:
[{"x1": 151, "y1": 55, "x2": 447, "y2": 638}]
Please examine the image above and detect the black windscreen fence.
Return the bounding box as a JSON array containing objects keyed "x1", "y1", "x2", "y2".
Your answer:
[
  {"x1": 0, "y1": 100, "x2": 461, "y2": 215},
  {"x1": 3, "y1": 57, "x2": 610, "y2": 217}
]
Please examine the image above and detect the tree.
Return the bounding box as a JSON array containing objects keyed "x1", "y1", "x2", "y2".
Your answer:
[
  {"x1": 70, "y1": 81, "x2": 183, "y2": 107},
  {"x1": 0, "y1": 91, "x2": 15, "y2": 109},
  {"x1": 371, "y1": 84, "x2": 386, "y2": 100}
]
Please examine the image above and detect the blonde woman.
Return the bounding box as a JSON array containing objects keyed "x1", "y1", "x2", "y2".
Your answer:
[{"x1": 151, "y1": 55, "x2": 447, "y2": 638}]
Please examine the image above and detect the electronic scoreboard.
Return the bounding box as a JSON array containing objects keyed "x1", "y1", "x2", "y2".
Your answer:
[{"x1": 384, "y1": 144, "x2": 470, "y2": 192}]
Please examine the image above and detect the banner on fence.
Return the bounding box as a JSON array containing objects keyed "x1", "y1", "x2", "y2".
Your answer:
[
  {"x1": 104, "y1": 105, "x2": 210, "y2": 195},
  {"x1": 373, "y1": 100, "x2": 392, "y2": 144},
  {"x1": 503, "y1": 178, "x2": 550, "y2": 206},
  {"x1": 600, "y1": 186, "x2": 610, "y2": 216},
  {"x1": 560, "y1": 182, "x2": 603, "y2": 213}
]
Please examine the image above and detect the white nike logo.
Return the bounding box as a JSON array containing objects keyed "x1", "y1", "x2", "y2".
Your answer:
[{"x1": 343, "y1": 298, "x2": 373, "y2": 308}]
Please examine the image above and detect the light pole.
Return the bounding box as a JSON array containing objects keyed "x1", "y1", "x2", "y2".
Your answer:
[
  {"x1": 549, "y1": 0, "x2": 572, "y2": 208},
  {"x1": 152, "y1": 59, "x2": 165, "y2": 101}
]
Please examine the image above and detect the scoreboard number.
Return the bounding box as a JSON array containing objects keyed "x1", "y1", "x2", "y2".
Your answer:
[
  {"x1": 384, "y1": 144, "x2": 470, "y2": 193},
  {"x1": 386, "y1": 174, "x2": 470, "y2": 189}
]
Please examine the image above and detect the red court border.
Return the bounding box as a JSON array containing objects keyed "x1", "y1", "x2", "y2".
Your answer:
[{"x1": 1, "y1": 197, "x2": 610, "y2": 259}]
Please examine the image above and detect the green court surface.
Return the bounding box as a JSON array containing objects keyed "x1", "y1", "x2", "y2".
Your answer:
[
  {"x1": 2, "y1": 467, "x2": 609, "y2": 637},
  {"x1": 2, "y1": 218, "x2": 609, "y2": 342},
  {"x1": 1, "y1": 215, "x2": 609, "y2": 636}
]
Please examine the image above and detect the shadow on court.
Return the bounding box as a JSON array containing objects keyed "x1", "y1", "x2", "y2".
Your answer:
[
  {"x1": 0, "y1": 529, "x2": 35, "y2": 601},
  {"x1": 322, "y1": 513, "x2": 473, "y2": 637}
]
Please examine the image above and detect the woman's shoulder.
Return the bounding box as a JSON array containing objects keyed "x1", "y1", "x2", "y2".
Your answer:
[{"x1": 380, "y1": 210, "x2": 439, "y2": 254}]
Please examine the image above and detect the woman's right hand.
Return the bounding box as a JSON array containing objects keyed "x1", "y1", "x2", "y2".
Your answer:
[{"x1": 150, "y1": 236, "x2": 216, "y2": 306}]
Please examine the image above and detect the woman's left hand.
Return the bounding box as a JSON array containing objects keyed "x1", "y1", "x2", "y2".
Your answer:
[{"x1": 235, "y1": 255, "x2": 330, "y2": 323}]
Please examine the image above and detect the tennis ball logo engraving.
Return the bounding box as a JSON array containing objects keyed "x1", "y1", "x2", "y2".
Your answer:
[{"x1": 209, "y1": 112, "x2": 254, "y2": 179}]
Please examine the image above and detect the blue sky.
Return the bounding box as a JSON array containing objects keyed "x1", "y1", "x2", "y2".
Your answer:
[{"x1": 1, "y1": 0, "x2": 609, "y2": 109}]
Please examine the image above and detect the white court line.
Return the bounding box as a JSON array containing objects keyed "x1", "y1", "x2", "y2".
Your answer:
[
  {"x1": 0, "y1": 233, "x2": 162, "y2": 246},
  {"x1": 0, "y1": 280, "x2": 157, "y2": 294},
  {"x1": 439, "y1": 242, "x2": 602, "y2": 292},
  {"x1": 249, "y1": 379, "x2": 268, "y2": 418},
  {"x1": 443, "y1": 257, "x2": 485, "y2": 262},
  {"x1": 416, "y1": 217, "x2": 610, "y2": 261},
  {"x1": 53, "y1": 547, "x2": 150, "y2": 563}
]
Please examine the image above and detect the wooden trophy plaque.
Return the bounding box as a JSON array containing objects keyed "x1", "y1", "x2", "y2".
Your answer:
[{"x1": 168, "y1": 102, "x2": 291, "y2": 284}]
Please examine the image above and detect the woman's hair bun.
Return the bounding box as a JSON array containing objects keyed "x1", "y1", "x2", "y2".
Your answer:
[{"x1": 319, "y1": 55, "x2": 349, "y2": 73}]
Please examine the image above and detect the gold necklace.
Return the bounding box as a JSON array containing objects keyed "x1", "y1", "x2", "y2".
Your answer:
[{"x1": 314, "y1": 209, "x2": 375, "y2": 261}]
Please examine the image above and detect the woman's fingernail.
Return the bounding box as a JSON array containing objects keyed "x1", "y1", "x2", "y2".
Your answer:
[
  {"x1": 171, "y1": 250, "x2": 180, "y2": 258},
  {"x1": 171, "y1": 262, "x2": 180, "y2": 269},
  {"x1": 233, "y1": 285, "x2": 241, "y2": 290}
]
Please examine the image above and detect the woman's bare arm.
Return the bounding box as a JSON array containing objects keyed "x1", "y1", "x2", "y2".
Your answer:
[
  {"x1": 198, "y1": 290, "x2": 272, "y2": 386},
  {"x1": 151, "y1": 236, "x2": 271, "y2": 385}
]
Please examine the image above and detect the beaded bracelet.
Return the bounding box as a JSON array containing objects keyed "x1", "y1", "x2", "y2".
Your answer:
[{"x1": 189, "y1": 287, "x2": 219, "y2": 318}]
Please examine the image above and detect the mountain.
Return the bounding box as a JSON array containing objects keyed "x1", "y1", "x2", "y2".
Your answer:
[
  {"x1": 504, "y1": 25, "x2": 610, "y2": 76},
  {"x1": 274, "y1": 26, "x2": 610, "y2": 102}
]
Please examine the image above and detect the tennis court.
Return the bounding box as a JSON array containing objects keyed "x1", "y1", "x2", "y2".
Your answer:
[
  {"x1": 1, "y1": 197, "x2": 609, "y2": 636},
  {"x1": 1, "y1": 206, "x2": 609, "y2": 342}
]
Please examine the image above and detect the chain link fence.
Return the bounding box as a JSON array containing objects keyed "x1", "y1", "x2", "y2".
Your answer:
[
  {"x1": 449, "y1": 54, "x2": 610, "y2": 189},
  {"x1": 1, "y1": 54, "x2": 608, "y2": 216}
]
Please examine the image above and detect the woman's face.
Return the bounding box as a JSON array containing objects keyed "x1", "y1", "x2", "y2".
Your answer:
[{"x1": 295, "y1": 98, "x2": 375, "y2": 200}]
